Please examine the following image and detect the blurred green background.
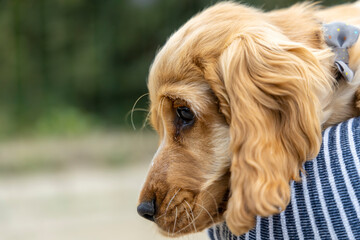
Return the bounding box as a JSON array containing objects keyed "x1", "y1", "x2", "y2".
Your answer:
[
  {"x1": 0, "y1": 1, "x2": 355, "y2": 240},
  {"x1": 0, "y1": 0, "x2": 354, "y2": 139}
]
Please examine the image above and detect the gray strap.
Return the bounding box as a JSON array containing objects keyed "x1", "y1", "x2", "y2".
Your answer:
[{"x1": 323, "y1": 22, "x2": 359, "y2": 82}]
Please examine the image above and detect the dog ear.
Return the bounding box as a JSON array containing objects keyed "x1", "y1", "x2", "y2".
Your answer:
[{"x1": 218, "y1": 30, "x2": 328, "y2": 235}]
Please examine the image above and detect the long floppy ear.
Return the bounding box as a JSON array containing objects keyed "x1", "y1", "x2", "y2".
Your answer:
[{"x1": 219, "y1": 30, "x2": 329, "y2": 235}]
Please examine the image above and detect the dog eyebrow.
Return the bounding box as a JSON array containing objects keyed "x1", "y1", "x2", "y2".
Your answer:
[
  {"x1": 156, "y1": 82, "x2": 213, "y2": 119},
  {"x1": 173, "y1": 99, "x2": 188, "y2": 108}
]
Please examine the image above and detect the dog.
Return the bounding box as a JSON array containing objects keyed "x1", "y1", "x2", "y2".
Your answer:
[{"x1": 137, "y1": 1, "x2": 360, "y2": 237}]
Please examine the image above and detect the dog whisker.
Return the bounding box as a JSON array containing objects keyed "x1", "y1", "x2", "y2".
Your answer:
[
  {"x1": 140, "y1": 110, "x2": 152, "y2": 130},
  {"x1": 130, "y1": 108, "x2": 148, "y2": 112},
  {"x1": 125, "y1": 108, "x2": 149, "y2": 127},
  {"x1": 184, "y1": 200, "x2": 197, "y2": 233},
  {"x1": 130, "y1": 92, "x2": 149, "y2": 130},
  {"x1": 127, "y1": 108, "x2": 149, "y2": 113},
  {"x1": 203, "y1": 189, "x2": 220, "y2": 218},
  {"x1": 165, "y1": 188, "x2": 181, "y2": 214},
  {"x1": 183, "y1": 203, "x2": 191, "y2": 220},
  {"x1": 175, "y1": 207, "x2": 204, "y2": 234},
  {"x1": 172, "y1": 207, "x2": 178, "y2": 235},
  {"x1": 182, "y1": 202, "x2": 196, "y2": 234},
  {"x1": 154, "y1": 212, "x2": 166, "y2": 220},
  {"x1": 155, "y1": 188, "x2": 181, "y2": 222},
  {"x1": 194, "y1": 202, "x2": 215, "y2": 226},
  {"x1": 182, "y1": 203, "x2": 193, "y2": 231}
]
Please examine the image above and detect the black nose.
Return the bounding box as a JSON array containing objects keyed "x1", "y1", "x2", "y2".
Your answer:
[{"x1": 137, "y1": 199, "x2": 156, "y2": 222}]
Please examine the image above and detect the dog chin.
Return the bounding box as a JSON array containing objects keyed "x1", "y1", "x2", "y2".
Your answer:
[
  {"x1": 157, "y1": 226, "x2": 193, "y2": 238},
  {"x1": 156, "y1": 216, "x2": 222, "y2": 237},
  {"x1": 155, "y1": 188, "x2": 229, "y2": 237}
]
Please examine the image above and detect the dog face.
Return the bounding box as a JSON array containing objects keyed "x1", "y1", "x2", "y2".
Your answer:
[
  {"x1": 138, "y1": 2, "x2": 333, "y2": 236},
  {"x1": 138, "y1": 89, "x2": 231, "y2": 235}
]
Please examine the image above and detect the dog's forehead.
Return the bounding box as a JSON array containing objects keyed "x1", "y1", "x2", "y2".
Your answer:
[
  {"x1": 146, "y1": 3, "x2": 259, "y2": 90},
  {"x1": 147, "y1": 2, "x2": 263, "y2": 130}
]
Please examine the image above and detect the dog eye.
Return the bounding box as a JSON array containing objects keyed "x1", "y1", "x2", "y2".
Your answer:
[{"x1": 176, "y1": 107, "x2": 194, "y2": 123}]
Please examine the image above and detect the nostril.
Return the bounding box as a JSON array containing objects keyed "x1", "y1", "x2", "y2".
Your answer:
[{"x1": 137, "y1": 199, "x2": 156, "y2": 222}]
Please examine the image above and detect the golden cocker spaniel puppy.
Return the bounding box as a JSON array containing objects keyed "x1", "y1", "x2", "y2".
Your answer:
[{"x1": 137, "y1": 1, "x2": 360, "y2": 236}]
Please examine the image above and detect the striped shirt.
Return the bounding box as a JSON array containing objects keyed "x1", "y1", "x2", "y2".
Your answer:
[{"x1": 208, "y1": 117, "x2": 360, "y2": 240}]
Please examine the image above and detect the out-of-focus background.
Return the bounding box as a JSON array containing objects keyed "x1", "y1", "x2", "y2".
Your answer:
[{"x1": 0, "y1": 0, "x2": 354, "y2": 239}]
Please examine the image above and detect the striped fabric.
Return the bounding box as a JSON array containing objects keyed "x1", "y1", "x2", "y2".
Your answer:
[{"x1": 208, "y1": 117, "x2": 360, "y2": 240}]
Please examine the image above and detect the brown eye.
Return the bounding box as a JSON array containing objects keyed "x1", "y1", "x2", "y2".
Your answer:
[{"x1": 176, "y1": 107, "x2": 194, "y2": 123}]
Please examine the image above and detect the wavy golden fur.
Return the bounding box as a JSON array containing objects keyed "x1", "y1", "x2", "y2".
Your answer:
[{"x1": 138, "y1": 1, "x2": 360, "y2": 236}]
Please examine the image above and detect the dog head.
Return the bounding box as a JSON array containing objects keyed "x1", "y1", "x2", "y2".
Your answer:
[{"x1": 138, "y1": 2, "x2": 332, "y2": 236}]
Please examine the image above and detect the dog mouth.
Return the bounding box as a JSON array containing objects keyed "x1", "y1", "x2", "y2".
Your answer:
[
  {"x1": 154, "y1": 189, "x2": 199, "y2": 236},
  {"x1": 153, "y1": 188, "x2": 229, "y2": 237},
  {"x1": 155, "y1": 202, "x2": 197, "y2": 236}
]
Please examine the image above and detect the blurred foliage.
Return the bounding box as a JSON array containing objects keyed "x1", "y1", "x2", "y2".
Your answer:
[
  {"x1": 33, "y1": 106, "x2": 97, "y2": 136},
  {"x1": 0, "y1": 0, "x2": 355, "y2": 137}
]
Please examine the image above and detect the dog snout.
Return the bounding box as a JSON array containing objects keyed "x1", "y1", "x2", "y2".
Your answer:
[{"x1": 137, "y1": 198, "x2": 156, "y2": 222}]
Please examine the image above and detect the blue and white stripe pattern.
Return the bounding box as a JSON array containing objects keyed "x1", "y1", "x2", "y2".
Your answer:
[{"x1": 208, "y1": 117, "x2": 360, "y2": 239}]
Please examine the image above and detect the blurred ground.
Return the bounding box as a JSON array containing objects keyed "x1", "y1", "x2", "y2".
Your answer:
[{"x1": 0, "y1": 131, "x2": 208, "y2": 240}]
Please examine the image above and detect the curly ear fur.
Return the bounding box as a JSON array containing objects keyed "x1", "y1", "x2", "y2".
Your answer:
[{"x1": 219, "y1": 28, "x2": 328, "y2": 235}]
